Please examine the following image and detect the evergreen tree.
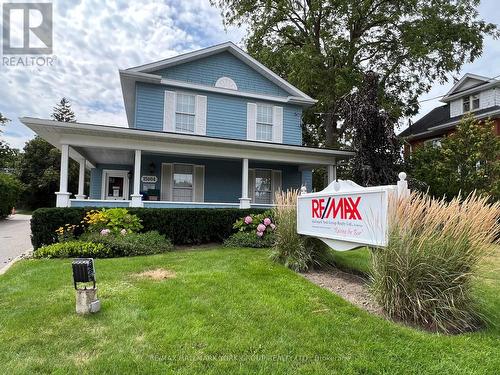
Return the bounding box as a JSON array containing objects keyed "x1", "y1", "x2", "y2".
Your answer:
[
  {"x1": 0, "y1": 112, "x2": 8, "y2": 125},
  {"x1": 51, "y1": 97, "x2": 76, "y2": 122},
  {"x1": 340, "y1": 72, "x2": 401, "y2": 186}
]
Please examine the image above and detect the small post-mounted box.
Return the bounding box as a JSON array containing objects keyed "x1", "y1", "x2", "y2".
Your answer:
[{"x1": 72, "y1": 258, "x2": 96, "y2": 289}]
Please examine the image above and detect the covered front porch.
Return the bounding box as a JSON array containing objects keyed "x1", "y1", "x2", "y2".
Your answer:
[{"x1": 20, "y1": 118, "x2": 354, "y2": 209}]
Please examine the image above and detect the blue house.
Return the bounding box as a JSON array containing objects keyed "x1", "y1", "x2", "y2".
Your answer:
[{"x1": 21, "y1": 42, "x2": 353, "y2": 209}]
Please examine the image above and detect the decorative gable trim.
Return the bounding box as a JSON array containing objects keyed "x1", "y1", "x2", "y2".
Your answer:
[
  {"x1": 125, "y1": 41, "x2": 315, "y2": 102},
  {"x1": 442, "y1": 73, "x2": 498, "y2": 102}
]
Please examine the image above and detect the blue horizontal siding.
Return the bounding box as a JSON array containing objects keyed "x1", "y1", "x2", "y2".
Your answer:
[
  {"x1": 134, "y1": 83, "x2": 303, "y2": 145},
  {"x1": 154, "y1": 51, "x2": 289, "y2": 97},
  {"x1": 71, "y1": 200, "x2": 130, "y2": 208},
  {"x1": 143, "y1": 202, "x2": 239, "y2": 209},
  {"x1": 89, "y1": 164, "x2": 133, "y2": 200}
]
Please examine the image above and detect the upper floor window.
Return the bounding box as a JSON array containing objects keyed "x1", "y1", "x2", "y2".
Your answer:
[
  {"x1": 424, "y1": 138, "x2": 442, "y2": 148},
  {"x1": 462, "y1": 94, "x2": 480, "y2": 113},
  {"x1": 175, "y1": 93, "x2": 196, "y2": 133},
  {"x1": 256, "y1": 104, "x2": 273, "y2": 141}
]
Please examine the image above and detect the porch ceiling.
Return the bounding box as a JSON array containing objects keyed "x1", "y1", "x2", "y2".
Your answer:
[{"x1": 20, "y1": 117, "x2": 355, "y2": 167}]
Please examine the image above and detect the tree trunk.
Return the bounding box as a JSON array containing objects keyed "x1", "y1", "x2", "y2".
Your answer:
[{"x1": 325, "y1": 112, "x2": 337, "y2": 148}]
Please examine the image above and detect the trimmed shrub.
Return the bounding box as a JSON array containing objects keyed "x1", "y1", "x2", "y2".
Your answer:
[
  {"x1": 83, "y1": 208, "x2": 143, "y2": 234},
  {"x1": 34, "y1": 241, "x2": 111, "y2": 259},
  {"x1": 31, "y1": 207, "x2": 266, "y2": 249},
  {"x1": 270, "y1": 190, "x2": 332, "y2": 271},
  {"x1": 371, "y1": 193, "x2": 500, "y2": 333},
  {"x1": 80, "y1": 231, "x2": 173, "y2": 256},
  {"x1": 0, "y1": 173, "x2": 22, "y2": 218},
  {"x1": 224, "y1": 231, "x2": 276, "y2": 248}
]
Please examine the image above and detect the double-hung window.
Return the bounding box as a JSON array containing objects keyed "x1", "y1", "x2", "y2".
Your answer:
[
  {"x1": 172, "y1": 164, "x2": 193, "y2": 202},
  {"x1": 175, "y1": 93, "x2": 196, "y2": 133},
  {"x1": 256, "y1": 104, "x2": 273, "y2": 141},
  {"x1": 254, "y1": 169, "x2": 272, "y2": 204},
  {"x1": 463, "y1": 94, "x2": 480, "y2": 113}
]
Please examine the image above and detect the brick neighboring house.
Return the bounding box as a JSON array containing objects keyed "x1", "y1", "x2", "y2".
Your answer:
[{"x1": 400, "y1": 73, "x2": 500, "y2": 155}]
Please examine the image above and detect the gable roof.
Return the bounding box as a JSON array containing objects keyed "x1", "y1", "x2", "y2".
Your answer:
[
  {"x1": 399, "y1": 104, "x2": 500, "y2": 140},
  {"x1": 441, "y1": 73, "x2": 499, "y2": 102},
  {"x1": 119, "y1": 42, "x2": 315, "y2": 126}
]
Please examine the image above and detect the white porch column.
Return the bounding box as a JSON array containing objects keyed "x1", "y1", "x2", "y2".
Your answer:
[
  {"x1": 75, "y1": 159, "x2": 86, "y2": 200},
  {"x1": 55, "y1": 144, "x2": 71, "y2": 207},
  {"x1": 327, "y1": 164, "x2": 337, "y2": 185},
  {"x1": 239, "y1": 158, "x2": 251, "y2": 209},
  {"x1": 130, "y1": 149, "x2": 143, "y2": 207}
]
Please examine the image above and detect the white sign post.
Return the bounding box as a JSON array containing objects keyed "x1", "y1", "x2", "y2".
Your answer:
[{"x1": 297, "y1": 173, "x2": 409, "y2": 251}]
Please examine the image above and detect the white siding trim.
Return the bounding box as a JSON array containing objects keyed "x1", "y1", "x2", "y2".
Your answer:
[
  {"x1": 272, "y1": 106, "x2": 283, "y2": 143},
  {"x1": 247, "y1": 103, "x2": 257, "y2": 140},
  {"x1": 163, "y1": 91, "x2": 176, "y2": 132}
]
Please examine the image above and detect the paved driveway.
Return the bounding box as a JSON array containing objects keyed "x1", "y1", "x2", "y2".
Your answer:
[{"x1": 0, "y1": 214, "x2": 32, "y2": 271}]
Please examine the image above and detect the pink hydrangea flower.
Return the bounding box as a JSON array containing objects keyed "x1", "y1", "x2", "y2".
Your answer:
[
  {"x1": 244, "y1": 216, "x2": 253, "y2": 225},
  {"x1": 100, "y1": 229, "x2": 110, "y2": 236},
  {"x1": 263, "y1": 218, "x2": 272, "y2": 226},
  {"x1": 256, "y1": 231, "x2": 264, "y2": 237},
  {"x1": 120, "y1": 229, "x2": 127, "y2": 236},
  {"x1": 257, "y1": 223, "x2": 266, "y2": 232},
  {"x1": 270, "y1": 223, "x2": 276, "y2": 230}
]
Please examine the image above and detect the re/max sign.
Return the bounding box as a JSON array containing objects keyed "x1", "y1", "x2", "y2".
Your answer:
[{"x1": 311, "y1": 197, "x2": 362, "y2": 220}]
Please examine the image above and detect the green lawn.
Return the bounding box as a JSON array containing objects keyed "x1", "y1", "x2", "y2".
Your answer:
[{"x1": 0, "y1": 247, "x2": 499, "y2": 374}]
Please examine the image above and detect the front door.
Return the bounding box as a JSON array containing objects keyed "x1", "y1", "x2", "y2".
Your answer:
[{"x1": 102, "y1": 170, "x2": 130, "y2": 200}]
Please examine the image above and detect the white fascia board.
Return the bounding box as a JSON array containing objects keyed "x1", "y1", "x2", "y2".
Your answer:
[
  {"x1": 19, "y1": 117, "x2": 354, "y2": 165},
  {"x1": 125, "y1": 41, "x2": 314, "y2": 102},
  {"x1": 427, "y1": 108, "x2": 500, "y2": 131}
]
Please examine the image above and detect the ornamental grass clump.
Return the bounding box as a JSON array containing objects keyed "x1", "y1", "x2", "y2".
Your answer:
[
  {"x1": 271, "y1": 190, "x2": 330, "y2": 271},
  {"x1": 371, "y1": 192, "x2": 500, "y2": 333}
]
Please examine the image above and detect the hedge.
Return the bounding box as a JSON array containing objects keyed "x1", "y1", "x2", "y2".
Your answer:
[{"x1": 31, "y1": 207, "x2": 266, "y2": 249}]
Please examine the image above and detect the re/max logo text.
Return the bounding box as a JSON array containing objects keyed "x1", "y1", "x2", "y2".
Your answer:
[{"x1": 311, "y1": 197, "x2": 362, "y2": 220}]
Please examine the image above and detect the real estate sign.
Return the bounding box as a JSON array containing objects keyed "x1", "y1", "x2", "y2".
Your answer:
[{"x1": 297, "y1": 180, "x2": 399, "y2": 251}]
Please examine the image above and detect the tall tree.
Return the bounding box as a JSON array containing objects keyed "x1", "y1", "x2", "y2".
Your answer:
[
  {"x1": 51, "y1": 97, "x2": 76, "y2": 122},
  {"x1": 341, "y1": 71, "x2": 401, "y2": 186},
  {"x1": 212, "y1": 0, "x2": 497, "y2": 147},
  {"x1": 0, "y1": 112, "x2": 8, "y2": 127}
]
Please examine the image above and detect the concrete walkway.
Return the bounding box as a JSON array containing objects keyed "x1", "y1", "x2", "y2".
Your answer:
[{"x1": 0, "y1": 214, "x2": 32, "y2": 272}]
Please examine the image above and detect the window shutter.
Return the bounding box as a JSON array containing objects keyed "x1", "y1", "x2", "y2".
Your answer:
[
  {"x1": 248, "y1": 169, "x2": 255, "y2": 202},
  {"x1": 160, "y1": 163, "x2": 173, "y2": 201},
  {"x1": 193, "y1": 165, "x2": 205, "y2": 202},
  {"x1": 272, "y1": 106, "x2": 283, "y2": 143},
  {"x1": 164, "y1": 91, "x2": 176, "y2": 132},
  {"x1": 271, "y1": 170, "x2": 282, "y2": 203},
  {"x1": 195, "y1": 95, "x2": 207, "y2": 135},
  {"x1": 247, "y1": 103, "x2": 257, "y2": 140}
]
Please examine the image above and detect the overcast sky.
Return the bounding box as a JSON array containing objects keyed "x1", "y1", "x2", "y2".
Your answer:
[{"x1": 1, "y1": 0, "x2": 499, "y2": 150}]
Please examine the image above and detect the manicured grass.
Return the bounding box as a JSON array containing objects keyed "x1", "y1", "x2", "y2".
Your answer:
[{"x1": 0, "y1": 247, "x2": 499, "y2": 374}]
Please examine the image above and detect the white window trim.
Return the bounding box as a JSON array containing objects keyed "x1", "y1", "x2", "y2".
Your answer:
[
  {"x1": 255, "y1": 103, "x2": 274, "y2": 143},
  {"x1": 462, "y1": 94, "x2": 480, "y2": 113},
  {"x1": 424, "y1": 137, "x2": 442, "y2": 148},
  {"x1": 171, "y1": 163, "x2": 195, "y2": 202},
  {"x1": 174, "y1": 92, "x2": 197, "y2": 135},
  {"x1": 253, "y1": 168, "x2": 273, "y2": 204},
  {"x1": 101, "y1": 169, "x2": 130, "y2": 200}
]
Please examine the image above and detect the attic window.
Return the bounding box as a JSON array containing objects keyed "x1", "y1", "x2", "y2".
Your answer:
[
  {"x1": 463, "y1": 94, "x2": 480, "y2": 112},
  {"x1": 215, "y1": 76, "x2": 238, "y2": 90}
]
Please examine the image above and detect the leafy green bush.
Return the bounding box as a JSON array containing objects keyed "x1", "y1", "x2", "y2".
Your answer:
[
  {"x1": 80, "y1": 231, "x2": 173, "y2": 256},
  {"x1": 83, "y1": 208, "x2": 143, "y2": 234},
  {"x1": 0, "y1": 173, "x2": 22, "y2": 218},
  {"x1": 31, "y1": 207, "x2": 266, "y2": 249},
  {"x1": 224, "y1": 231, "x2": 276, "y2": 248},
  {"x1": 371, "y1": 193, "x2": 500, "y2": 333},
  {"x1": 34, "y1": 241, "x2": 111, "y2": 259},
  {"x1": 270, "y1": 191, "x2": 332, "y2": 271}
]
